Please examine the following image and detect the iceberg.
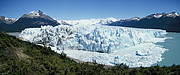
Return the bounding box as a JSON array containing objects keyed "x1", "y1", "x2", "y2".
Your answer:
[{"x1": 20, "y1": 24, "x2": 167, "y2": 67}]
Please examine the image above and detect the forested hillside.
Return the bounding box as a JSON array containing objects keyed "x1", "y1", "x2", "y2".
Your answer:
[{"x1": 0, "y1": 30, "x2": 180, "y2": 74}]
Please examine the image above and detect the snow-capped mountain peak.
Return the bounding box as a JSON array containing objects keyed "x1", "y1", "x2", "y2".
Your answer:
[
  {"x1": 130, "y1": 17, "x2": 141, "y2": 20},
  {"x1": 0, "y1": 16, "x2": 18, "y2": 24},
  {"x1": 30, "y1": 10, "x2": 45, "y2": 17},
  {"x1": 145, "y1": 13, "x2": 162, "y2": 19},
  {"x1": 166, "y1": 12, "x2": 179, "y2": 18},
  {"x1": 22, "y1": 10, "x2": 48, "y2": 18},
  {"x1": 21, "y1": 10, "x2": 59, "y2": 23},
  {"x1": 4, "y1": 17, "x2": 18, "y2": 21},
  {"x1": 153, "y1": 13, "x2": 163, "y2": 18},
  {"x1": 145, "y1": 12, "x2": 180, "y2": 19}
]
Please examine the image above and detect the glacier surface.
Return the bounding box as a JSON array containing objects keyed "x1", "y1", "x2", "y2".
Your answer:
[
  {"x1": 56, "y1": 17, "x2": 118, "y2": 25},
  {"x1": 20, "y1": 24, "x2": 168, "y2": 67}
]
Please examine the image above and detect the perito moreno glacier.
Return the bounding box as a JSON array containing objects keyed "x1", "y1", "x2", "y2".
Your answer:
[{"x1": 20, "y1": 23, "x2": 168, "y2": 67}]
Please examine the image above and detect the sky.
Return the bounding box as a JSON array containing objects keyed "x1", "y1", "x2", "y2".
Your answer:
[{"x1": 0, "y1": 0, "x2": 180, "y2": 20}]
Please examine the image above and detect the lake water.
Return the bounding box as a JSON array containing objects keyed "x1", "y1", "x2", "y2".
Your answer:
[
  {"x1": 7, "y1": 32, "x2": 20, "y2": 37},
  {"x1": 153, "y1": 32, "x2": 180, "y2": 66},
  {"x1": 6, "y1": 32, "x2": 180, "y2": 66}
]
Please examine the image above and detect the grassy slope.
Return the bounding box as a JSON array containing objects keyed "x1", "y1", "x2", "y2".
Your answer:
[{"x1": 0, "y1": 30, "x2": 180, "y2": 75}]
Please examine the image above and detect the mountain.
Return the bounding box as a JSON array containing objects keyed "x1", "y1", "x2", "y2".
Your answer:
[
  {"x1": 0, "y1": 16, "x2": 18, "y2": 31},
  {"x1": 109, "y1": 12, "x2": 180, "y2": 32},
  {"x1": 56, "y1": 17, "x2": 118, "y2": 25},
  {"x1": 0, "y1": 16, "x2": 17, "y2": 24},
  {"x1": 0, "y1": 10, "x2": 60, "y2": 32}
]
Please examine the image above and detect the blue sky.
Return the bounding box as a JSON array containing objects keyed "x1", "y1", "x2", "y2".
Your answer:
[{"x1": 0, "y1": 0, "x2": 180, "y2": 20}]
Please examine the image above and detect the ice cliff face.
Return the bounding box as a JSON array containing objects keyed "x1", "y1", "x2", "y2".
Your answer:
[
  {"x1": 20, "y1": 25, "x2": 166, "y2": 53},
  {"x1": 20, "y1": 25, "x2": 167, "y2": 67}
]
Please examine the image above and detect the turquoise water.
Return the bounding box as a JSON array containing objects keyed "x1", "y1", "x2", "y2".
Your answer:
[
  {"x1": 7, "y1": 33, "x2": 20, "y2": 37},
  {"x1": 153, "y1": 33, "x2": 180, "y2": 66}
]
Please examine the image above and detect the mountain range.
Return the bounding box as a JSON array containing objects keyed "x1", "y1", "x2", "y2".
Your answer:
[
  {"x1": 0, "y1": 11, "x2": 180, "y2": 32},
  {"x1": 0, "y1": 16, "x2": 17, "y2": 24},
  {"x1": 109, "y1": 12, "x2": 180, "y2": 32}
]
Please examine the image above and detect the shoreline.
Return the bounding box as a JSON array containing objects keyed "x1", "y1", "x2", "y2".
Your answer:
[{"x1": 6, "y1": 32, "x2": 21, "y2": 33}]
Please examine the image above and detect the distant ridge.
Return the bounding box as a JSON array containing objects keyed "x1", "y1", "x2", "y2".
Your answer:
[
  {"x1": 109, "y1": 12, "x2": 180, "y2": 32},
  {"x1": 0, "y1": 11, "x2": 180, "y2": 32}
]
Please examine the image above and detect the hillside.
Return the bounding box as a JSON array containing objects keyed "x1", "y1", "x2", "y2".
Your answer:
[{"x1": 0, "y1": 30, "x2": 180, "y2": 74}]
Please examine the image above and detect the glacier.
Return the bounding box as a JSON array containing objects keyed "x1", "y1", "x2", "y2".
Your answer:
[
  {"x1": 20, "y1": 24, "x2": 168, "y2": 67},
  {"x1": 56, "y1": 17, "x2": 118, "y2": 25}
]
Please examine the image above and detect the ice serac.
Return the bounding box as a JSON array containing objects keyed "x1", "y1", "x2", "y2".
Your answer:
[{"x1": 20, "y1": 25, "x2": 167, "y2": 67}]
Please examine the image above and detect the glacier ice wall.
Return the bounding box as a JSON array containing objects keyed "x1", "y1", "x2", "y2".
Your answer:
[
  {"x1": 20, "y1": 25, "x2": 166, "y2": 53},
  {"x1": 20, "y1": 25, "x2": 167, "y2": 67}
]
